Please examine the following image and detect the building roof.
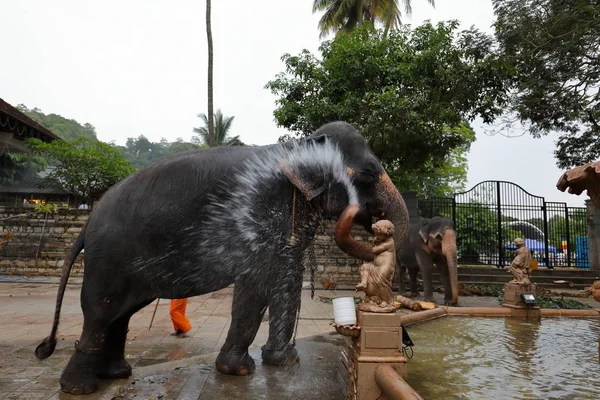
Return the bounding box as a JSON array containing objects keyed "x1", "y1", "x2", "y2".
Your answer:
[
  {"x1": 0, "y1": 98, "x2": 61, "y2": 153},
  {"x1": 0, "y1": 98, "x2": 60, "y2": 141},
  {"x1": 0, "y1": 178, "x2": 73, "y2": 196}
]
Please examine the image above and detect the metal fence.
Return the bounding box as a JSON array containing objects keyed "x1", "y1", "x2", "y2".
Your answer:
[{"x1": 419, "y1": 181, "x2": 589, "y2": 269}]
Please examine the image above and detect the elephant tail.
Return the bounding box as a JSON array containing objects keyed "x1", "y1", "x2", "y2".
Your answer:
[{"x1": 35, "y1": 229, "x2": 85, "y2": 360}]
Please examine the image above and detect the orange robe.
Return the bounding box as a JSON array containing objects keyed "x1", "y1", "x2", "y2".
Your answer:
[{"x1": 170, "y1": 298, "x2": 192, "y2": 333}]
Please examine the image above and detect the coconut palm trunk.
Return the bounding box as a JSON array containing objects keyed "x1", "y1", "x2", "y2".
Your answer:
[{"x1": 206, "y1": 0, "x2": 215, "y2": 147}]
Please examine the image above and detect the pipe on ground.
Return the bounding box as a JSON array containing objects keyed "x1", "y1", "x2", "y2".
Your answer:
[
  {"x1": 446, "y1": 307, "x2": 512, "y2": 316},
  {"x1": 540, "y1": 309, "x2": 600, "y2": 317},
  {"x1": 374, "y1": 364, "x2": 424, "y2": 400},
  {"x1": 399, "y1": 307, "x2": 447, "y2": 325}
]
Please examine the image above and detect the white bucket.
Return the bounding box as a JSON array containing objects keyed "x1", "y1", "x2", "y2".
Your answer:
[{"x1": 332, "y1": 297, "x2": 357, "y2": 325}]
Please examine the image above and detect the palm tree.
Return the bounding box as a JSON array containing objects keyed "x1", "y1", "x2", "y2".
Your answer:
[
  {"x1": 312, "y1": 0, "x2": 435, "y2": 39},
  {"x1": 193, "y1": 110, "x2": 244, "y2": 147},
  {"x1": 206, "y1": 0, "x2": 215, "y2": 146}
]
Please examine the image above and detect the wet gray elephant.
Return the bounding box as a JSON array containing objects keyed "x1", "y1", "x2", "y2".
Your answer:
[
  {"x1": 397, "y1": 217, "x2": 459, "y2": 305},
  {"x1": 35, "y1": 121, "x2": 410, "y2": 395}
]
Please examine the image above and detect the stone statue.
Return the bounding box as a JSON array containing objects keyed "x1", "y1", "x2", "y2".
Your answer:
[
  {"x1": 508, "y1": 238, "x2": 532, "y2": 285},
  {"x1": 585, "y1": 280, "x2": 600, "y2": 303},
  {"x1": 355, "y1": 220, "x2": 396, "y2": 313}
]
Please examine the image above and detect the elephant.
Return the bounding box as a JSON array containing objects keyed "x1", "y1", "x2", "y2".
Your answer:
[
  {"x1": 34, "y1": 121, "x2": 410, "y2": 395},
  {"x1": 397, "y1": 217, "x2": 459, "y2": 305}
]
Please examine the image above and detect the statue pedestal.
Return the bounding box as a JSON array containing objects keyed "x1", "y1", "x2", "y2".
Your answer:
[
  {"x1": 338, "y1": 310, "x2": 407, "y2": 400},
  {"x1": 503, "y1": 283, "x2": 541, "y2": 320}
]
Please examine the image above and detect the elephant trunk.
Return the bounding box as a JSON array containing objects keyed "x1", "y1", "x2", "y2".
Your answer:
[
  {"x1": 334, "y1": 172, "x2": 409, "y2": 262},
  {"x1": 335, "y1": 204, "x2": 375, "y2": 262},
  {"x1": 374, "y1": 172, "x2": 410, "y2": 246},
  {"x1": 442, "y1": 229, "x2": 459, "y2": 305}
]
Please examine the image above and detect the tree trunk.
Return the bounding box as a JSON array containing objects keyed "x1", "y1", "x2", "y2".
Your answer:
[{"x1": 206, "y1": 0, "x2": 215, "y2": 147}]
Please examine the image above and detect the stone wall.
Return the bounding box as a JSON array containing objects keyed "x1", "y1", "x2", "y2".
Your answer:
[
  {"x1": 0, "y1": 208, "x2": 370, "y2": 282},
  {"x1": 0, "y1": 207, "x2": 88, "y2": 276},
  {"x1": 303, "y1": 221, "x2": 371, "y2": 286}
]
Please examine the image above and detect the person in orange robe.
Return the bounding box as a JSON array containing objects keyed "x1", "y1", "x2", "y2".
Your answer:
[{"x1": 169, "y1": 298, "x2": 192, "y2": 337}]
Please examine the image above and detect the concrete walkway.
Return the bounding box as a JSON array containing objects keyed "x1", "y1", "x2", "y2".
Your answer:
[
  {"x1": 0, "y1": 281, "x2": 353, "y2": 399},
  {"x1": 1, "y1": 280, "x2": 597, "y2": 399}
]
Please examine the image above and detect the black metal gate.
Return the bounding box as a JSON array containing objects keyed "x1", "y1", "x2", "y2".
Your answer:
[{"x1": 419, "y1": 181, "x2": 589, "y2": 269}]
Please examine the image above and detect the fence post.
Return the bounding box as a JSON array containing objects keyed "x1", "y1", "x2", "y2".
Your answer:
[
  {"x1": 496, "y1": 181, "x2": 503, "y2": 267},
  {"x1": 565, "y1": 205, "x2": 571, "y2": 268},
  {"x1": 542, "y1": 200, "x2": 551, "y2": 269},
  {"x1": 451, "y1": 196, "x2": 457, "y2": 229}
]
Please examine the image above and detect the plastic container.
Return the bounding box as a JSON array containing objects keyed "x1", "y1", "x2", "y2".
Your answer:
[{"x1": 332, "y1": 297, "x2": 357, "y2": 325}]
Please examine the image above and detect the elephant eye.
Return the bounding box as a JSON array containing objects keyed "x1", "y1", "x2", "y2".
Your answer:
[{"x1": 435, "y1": 234, "x2": 443, "y2": 240}]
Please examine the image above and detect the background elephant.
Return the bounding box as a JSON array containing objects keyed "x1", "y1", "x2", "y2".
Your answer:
[
  {"x1": 35, "y1": 121, "x2": 409, "y2": 395},
  {"x1": 397, "y1": 216, "x2": 459, "y2": 305}
]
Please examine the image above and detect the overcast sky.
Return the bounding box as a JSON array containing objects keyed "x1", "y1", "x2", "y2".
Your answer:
[{"x1": 0, "y1": 0, "x2": 588, "y2": 206}]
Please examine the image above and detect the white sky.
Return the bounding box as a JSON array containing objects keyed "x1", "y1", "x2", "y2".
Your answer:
[{"x1": 0, "y1": 0, "x2": 588, "y2": 206}]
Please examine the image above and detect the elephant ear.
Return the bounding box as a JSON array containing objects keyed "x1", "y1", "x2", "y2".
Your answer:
[
  {"x1": 281, "y1": 165, "x2": 326, "y2": 201},
  {"x1": 418, "y1": 219, "x2": 431, "y2": 243},
  {"x1": 279, "y1": 134, "x2": 329, "y2": 201}
]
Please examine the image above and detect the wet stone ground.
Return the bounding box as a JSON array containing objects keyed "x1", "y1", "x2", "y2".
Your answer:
[
  {"x1": 3, "y1": 279, "x2": 596, "y2": 399},
  {"x1": 0, "y1": 280, "x2": 348, "y2": 399}
]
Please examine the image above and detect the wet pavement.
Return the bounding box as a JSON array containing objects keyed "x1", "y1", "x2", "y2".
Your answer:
[
  {"x1": 112, "y1": 333, "x2": 346, "y2": 400},
  {"x1": 0, "y1": 281, "x2": 348, "y2": 399},
  {"x1": 1, "y1": 280, "x2": 598, "y2": 399}
]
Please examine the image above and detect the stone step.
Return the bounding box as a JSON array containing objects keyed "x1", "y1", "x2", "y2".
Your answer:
[
  {"x1": 444, "y1": 267, "x2": 599, "y2": 277},
  {"x1": 430, "y1": 273, "x2": 599, "y2": 283}
]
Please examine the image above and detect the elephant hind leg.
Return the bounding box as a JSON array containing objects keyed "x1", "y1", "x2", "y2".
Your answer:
[
  {"x1": 97, "y1": 298, "x2": 153, "y2": 379},
  {"x1": 59, "y1": 319, "x2": 106, "y2": 395},
  {"x1": 216, "y1": 279, "x2": 268, "y2": 376},
  {"x1": 60, "y1": 293, "x2": 150, "y2": 394}
]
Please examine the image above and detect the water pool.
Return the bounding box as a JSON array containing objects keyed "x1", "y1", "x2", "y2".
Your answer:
[{"x1": 404, "y1": 317, "x2": 600, "y2": 400}]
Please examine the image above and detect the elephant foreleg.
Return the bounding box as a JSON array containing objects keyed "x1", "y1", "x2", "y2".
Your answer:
[
  {"x1": 398, "y1": 264, "x2": 406, "y2": 295},
  {"x1": 216, "y1": 278, "x2": 268, "y2": 376},
  {"x1": 408, "y1": 267, "x2": 419, "y2": 297},
  {"x1": 261, "y1": 264, "x2": 303, "y2": 367},
  {"x1": 416, "y1": 252, "x2": 435, "y2": 302}
]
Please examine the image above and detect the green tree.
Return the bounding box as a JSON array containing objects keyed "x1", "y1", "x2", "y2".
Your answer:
[
  {"x1": 16, "y1": 105, "x2": 98, "y2": 141},
  {"x1": 27, "y1": 137, "x2": 135, "y2": 201},
  {"x1": 193, "y1": 109, "x2": 244, "y2": 146},
  {"x1": 313, "y1": 0, "x2": 435, "y2": 39},
  {"x1": 113, "y1": 135, "x2": 203, "y2": 170},
  {"x1": 0, "y1": 153, "x2": 47, "y2": 185},
  {"x1": 492, "y1": 0, "x2": 600, "y2": 168},
  {"x1": 266, "y1": 22, "x2": 511, "y2": 194}
]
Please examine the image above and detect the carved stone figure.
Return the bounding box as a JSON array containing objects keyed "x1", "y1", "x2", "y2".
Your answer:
[
  {"x1": 508, "y1": 238, "x2": 532, "y2": 284},
  {"x1": 355, "y1": 220, "x2": 396, "y2": 312},
  {"x1": 586, "y1": 280, "x2": 600, "y2": 303}
]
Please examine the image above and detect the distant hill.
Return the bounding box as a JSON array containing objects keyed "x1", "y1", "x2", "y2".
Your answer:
[
  {"x1": 16, "y1": 104, "x2": 98, "y2": 142},
  {"x1": 16, "y1": 104, "x2": 206, "y2": 170}
]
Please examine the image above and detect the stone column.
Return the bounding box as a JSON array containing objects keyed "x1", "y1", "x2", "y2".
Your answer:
[{"x1": 587, "y1": 199, "x2": 600, "y2": 271}]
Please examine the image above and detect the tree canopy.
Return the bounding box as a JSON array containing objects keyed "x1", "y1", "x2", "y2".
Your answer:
[
  {"x1": 312, "y1": 0, "x2": 435, "y2": 39},
  {"x1": 0, "y1": 153, "x2": 47, "y2": 186},
  {"x1": 17, "y1": 104, "x2": 98, "y2": 141},
  {"x1": 113, "y1": 135, "x2": 204, "y2": 170},
  {"x1": 193, "y1": 109, "x2": 244, "y2": 147},
  {"x1": 492, "y1": 0, "x2": 600, "y2": 168},
  {"x1": 266, "y1": 22, "x2": 511, "y2": 196},
  {"x1": 27, "y1": 137, "x2": 135, "y2": 201}
]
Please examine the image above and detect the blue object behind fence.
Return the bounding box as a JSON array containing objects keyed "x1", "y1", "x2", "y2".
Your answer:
[{"x1": 575, "y1": 236, "x2": 590, "y2": 269}]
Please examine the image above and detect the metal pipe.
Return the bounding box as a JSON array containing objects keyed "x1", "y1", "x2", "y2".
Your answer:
[{"x1": 374, "y1": 364, "x2": 424, "y2": 400}]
